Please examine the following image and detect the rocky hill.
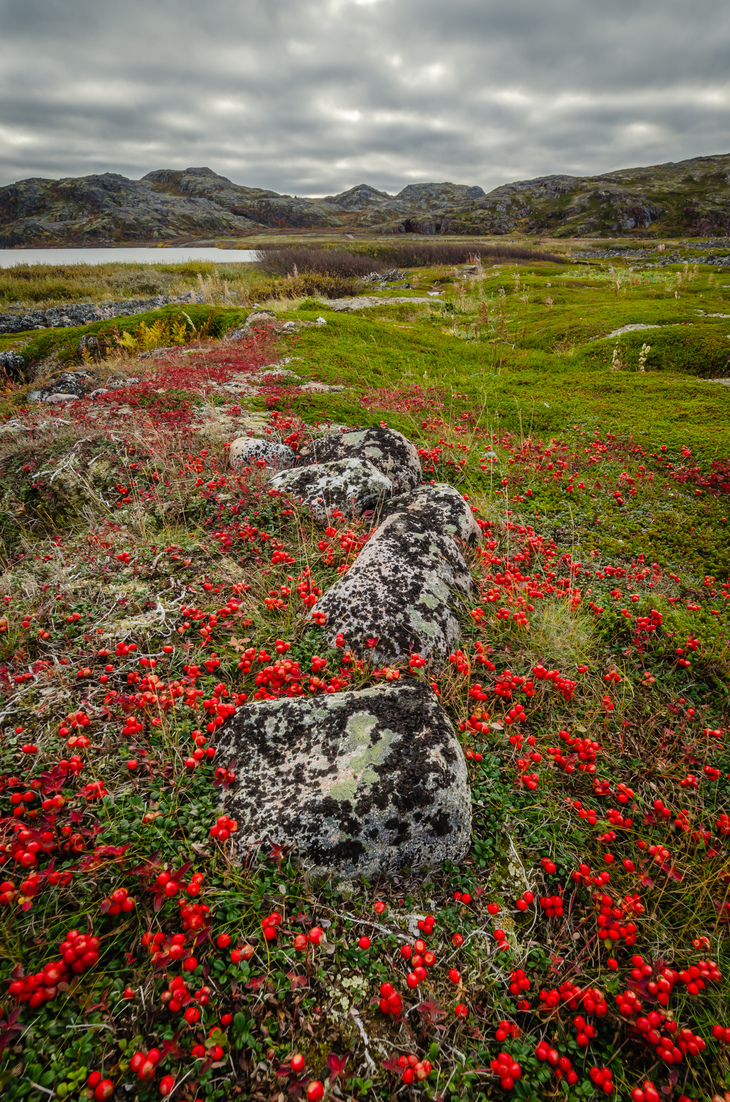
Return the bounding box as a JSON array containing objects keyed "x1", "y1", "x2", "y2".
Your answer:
[{"x1": 1, "y1": 154, "x2": 728, "y2": 245}]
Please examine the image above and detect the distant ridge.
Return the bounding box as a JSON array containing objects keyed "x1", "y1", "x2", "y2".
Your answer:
[{"x1": 1, "y1": 154, "x2": 729, "y2": 246}]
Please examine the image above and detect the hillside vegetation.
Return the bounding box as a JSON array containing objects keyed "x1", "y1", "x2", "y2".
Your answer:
[{"x1": 0, "y1": 250, "x2": 729, "y2": 1102}]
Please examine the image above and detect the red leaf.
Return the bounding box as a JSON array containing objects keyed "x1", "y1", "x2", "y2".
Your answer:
[
  {"x1": 661, "y1": 863, "x2": 684, "y2": 882},
  {"x1": 246, "y1": 975, "x2": 267, "y2": 990},
  {"x1": 327, "y1": 1052, "x2": 350, "y2": 1079},
  {"x1": 417, "y1": 998, "x2": 446, "y2": 1024}
]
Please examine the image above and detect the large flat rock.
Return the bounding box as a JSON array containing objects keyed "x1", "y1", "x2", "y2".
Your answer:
[
  {"x1": 315, "y1": 511, "x2": 473, "y2": 665},
  {"x1": 269, "y1": 457, "x2": 392, "y2": 524},
  {"x1": 296, "y1": 425, "x2": 422, "y2": 494},
  {"x1": 217, "y1": 680, "x2": 471, "y2": 878}
]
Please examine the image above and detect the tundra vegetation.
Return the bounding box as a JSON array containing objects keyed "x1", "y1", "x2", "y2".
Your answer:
[{"x1": 0, "y1": 241, "x2": 729, "y2": 1102}]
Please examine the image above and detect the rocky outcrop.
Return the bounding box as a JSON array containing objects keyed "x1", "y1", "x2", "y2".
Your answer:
[
  {"x1": 0, "y1": 167, "x2": 343, "y2": 247},
  {"x1": 270, "y1": 457, "x2": 392, "y2": 524},
  {"x1": 315, "y1": 511, "x2": 473, "y2": 665},
  {"x1": 217, "y1": 680, "x2": 472, "y2": 879},
  {"x1": 3, "y1": 153, "x2": 730, "y2": 243},
  {"x1": 296, "y1": 425, "x2": 422, "y2": 494},
  {"x1": 0, "y1": 292, "x2": 200, "y2": 335}
]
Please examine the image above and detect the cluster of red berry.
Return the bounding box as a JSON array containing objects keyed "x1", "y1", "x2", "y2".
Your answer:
[
  {"x1": 539, "y1": 894, "x2": 564, "y2": 918},
  {"x1": 394, "y1": 1053, "x2": 433, "y2": 1084},
  {"x1": 595, "y1": 892, "x2": 638, "y2": 946},
  {"x1": 508, "y1": 968, "x2": 530, "y2": 1003},
  {"x1": 100, "y1": 885, "x2": 136, "y2": 916},
  {"x1": 514, "y1": 890, "x2": 534, "y2": 912},
  {"x1": 535, "y1": 1043, "x2": 579, "y2": 1086},
  {"x1": 400, "y1": 937, "x2": 437, "y2": 988},
  {"x1": 378, "y1": 981, "x2": 403, "y2": 1016},
  {"x1": 495, "y1": 1020, "x2": 520, "y2": 1041},
  {"x1": 490, "y1": 1051, "x2": 522, "y2": 1090},
  {"x1": 8, "y1": 927, "x2": 100, "y2": 1008},
  {"x1": 209, "y1": 813, "x2": 238, "y2": 841},
  {"x1": 86, "y1": 1072, "x2": 114, "y2": 1100},
  {"x1": 588, "y1": 1066, "x2": 614, "y2": 1094},
  {"x1": 531, "y1": 665, "x2": 576, "y2": 701}
]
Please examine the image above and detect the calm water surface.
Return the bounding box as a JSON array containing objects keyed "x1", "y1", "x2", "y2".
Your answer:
[{"x1": 0, "y1": 248, "x2": 259, "y2": 268}]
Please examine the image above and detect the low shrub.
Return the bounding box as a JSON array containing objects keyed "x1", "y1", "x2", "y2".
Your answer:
[{"x1": 257, "y1": 247, "x2": 386, "y2": 279}]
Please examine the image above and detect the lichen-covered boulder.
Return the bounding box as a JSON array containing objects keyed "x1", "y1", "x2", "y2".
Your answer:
[
  {"x1": 315, "y1": 511, "x2": 473, "y2": 664},
  {"x1": 270, "y1": 457, "x2": 392, "y2": 524},
  {"x1": 229, "y1": 436, "x2": 295, "y2": 471},
  {"x1": 296, "y1": 425, "x2": 422, "y2": 493},
  {"x1": 376, "y1": 482, "x2": 481, "y2": 543},
  {"x1": 217, "y1": 680, "x2": 471, "y2": 878}
]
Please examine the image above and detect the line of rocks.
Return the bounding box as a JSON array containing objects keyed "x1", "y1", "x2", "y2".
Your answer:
[
  {"x1": 0, "y1": 290, "x2": 203, "y2": 335},
  {"x1": 219, "y1": 424, "x2": 479, "y2": 879}
]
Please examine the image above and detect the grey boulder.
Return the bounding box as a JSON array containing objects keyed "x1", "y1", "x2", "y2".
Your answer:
[
  {"x1": 217, "y1": 680, "x2": 471, "y2": 879},
  {"x1": 0, "y1": 351, "x2": 26, "y2": 380},
  {"x1": 315, "y1": 511, "x2": 473, "y2": 664},
  {"x1": 270, "y1": 457, "x2": 392, "y2": 524},
  {"x1": 296, "y1": 425, "x2": 422, "y2": 493},
  {"x1": 229, "y1": 436, "x2": 296, "y2": 471},
  {"x1": 376, "y1": 482, "x2": 481, "y2": 543}
]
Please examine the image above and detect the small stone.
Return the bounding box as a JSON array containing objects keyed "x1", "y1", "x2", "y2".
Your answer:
[
  {"x1": 217, "y1": 680, "x2": 471, "y2": 879},
  {"x1": 0, "y1": 350, "x2": 26, "y2": 379},
  {"x1": 270, "y1": 457, "x2": 392, "y2": 524},
  {"x1": 229, "y1": 436, "x2": 296, "y2": 471}
]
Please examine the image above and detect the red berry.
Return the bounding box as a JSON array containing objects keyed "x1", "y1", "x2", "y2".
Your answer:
[{"x1": 306, "y1": 1081, "x2": 324, "y2": 1101}]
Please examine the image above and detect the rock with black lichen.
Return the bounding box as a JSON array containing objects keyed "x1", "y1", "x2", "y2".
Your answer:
[
  {"x1": 296, "y1": 424, "x2": 422, "y2": 493},
  {"x1": 229, "y1": 436, "x2": 295, "y2": 471},
  {"x1": 217, "y1": 680, "x2": 471, "y2": 878},
  {"x1": 374, "y1": 482, "x2": 481, "y2": 543},
  {"x1": 270, "y1": 457, "x2": 392, "y2": 524},
  {"x1": 315, "y1": 511, "x2": 473, "y2": 664}
]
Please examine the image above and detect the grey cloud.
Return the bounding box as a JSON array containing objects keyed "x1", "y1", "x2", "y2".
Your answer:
[{"x1": 0, "y1": 0, "x2": 728, "y2": 194}]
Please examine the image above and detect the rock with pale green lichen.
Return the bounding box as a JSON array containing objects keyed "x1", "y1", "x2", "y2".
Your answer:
[
  {"x1": 217, "y1": 680, "x2": 471, "y2": 878},
  {"x1": 314, "y1": 510, "x2": 473, "y2": 665}
]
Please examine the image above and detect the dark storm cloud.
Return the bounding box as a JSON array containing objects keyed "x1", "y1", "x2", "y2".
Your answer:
[{"x1": 1, "y1": 0, "x2": 728, "y2": 193}]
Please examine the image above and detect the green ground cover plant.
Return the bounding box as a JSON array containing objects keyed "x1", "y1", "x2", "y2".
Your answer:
[{"x1": 0, "y1": 249, "x2": 729, "y2": 1102}]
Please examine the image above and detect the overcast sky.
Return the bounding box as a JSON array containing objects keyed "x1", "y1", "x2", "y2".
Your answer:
[{"x1": 1, "y1": 0, "x2": 728, "y2": 196}]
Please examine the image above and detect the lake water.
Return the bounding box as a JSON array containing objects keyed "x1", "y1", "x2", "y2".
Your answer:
[{"x1": 0, "y1": 248, "x2": 259, "y2": 268}]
